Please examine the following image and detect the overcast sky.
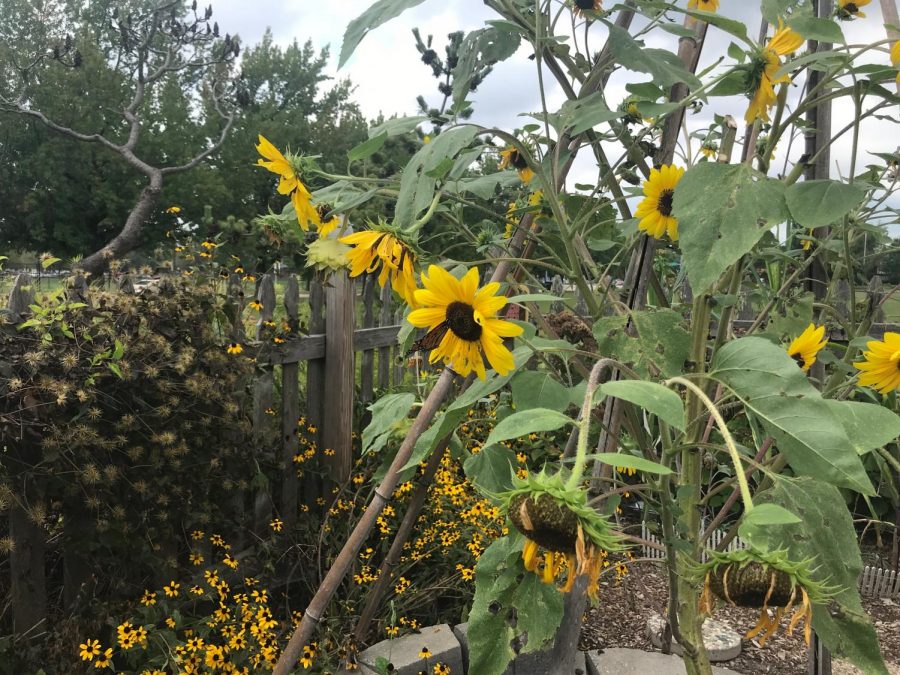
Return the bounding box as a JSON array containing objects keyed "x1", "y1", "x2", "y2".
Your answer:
[{"x1": 209, "y1": 1, "x2": 898, "y2": 215}]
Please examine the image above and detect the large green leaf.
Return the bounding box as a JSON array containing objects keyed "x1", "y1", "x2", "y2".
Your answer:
[
  {"x1": 751, "y1": 478, "x2": 887, "y2": 675},
  {"x1": 348, "y1": 133, "x2": 388, "y2": 162},
  {"x1": 362, "y1": 393, "x2": 415, "y2": 455},
  {"x1": 464, "y1": 445, "x2": 517, "y2": 493},
  {"x1": 673, "y1": 163, "x2": 788, "y2": 293},
  {"x1": 452, "y1": 27, "x2": 521, "y2": 109},
  {"x1": 607, "y1": 24, "x2": 701, "y2": 89},
  {"x1": 339, "y1": 0, "x2": 429, "y2": 68},
  {"x1": 710, "y1": 338, "x2": 874, "y2": 494},
  {"x1": 785, "y1": 180, "x2": 867, "y2": 228},
  {"x1": 788, "y1": 17, "x2": 844, "y2": 44},
  {"x1": 394, "y1": 126, "x2": 479, "y2": 228},
  {"x1": 601, "y1": 380, "x2": 686, "y2": 431},
  {"x1": 822, "y1": 400, "x2": 900, "y2": 456},
  {"x1": 592, "y1": 308, "x2": 691, "y2": 379},
  {"x1": 483, "y1": 409, "x2": 573, "y2": 449},
  {"x1": 511, "y1": 370, "x2": 571, "y2": 413},
  {"x1": 584, "y1": 452, "x2": 673, "y2": 475},
  {"x1": 559, "y1": 91, "x2": 622, "y2": 135},
  {"x1": 369, "y1": 115, "x2": 429, "y2": 138},
  {"x1": 447, "y1": 171, "x2": 521, "y2": 199},
  {"x1": 468, "y1": 536, "x2": 564, "y2": 675}
]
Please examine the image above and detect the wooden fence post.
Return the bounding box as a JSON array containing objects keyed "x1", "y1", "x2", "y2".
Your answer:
[
  {"x1": 281, "y1": 275, "x2": 300, "y2": 529},
  {"x1": 252, "y1": 274, "x2": 276, "y2": 532},
  {"x1": 378, "y1": 284, "x2": 393, "y2": 390},
  {"x1": 360, "y1": 277, "x2": 376, "y2": 409},
  {"x1": 6, "y1": 273, "x2": 34, "y2": 321},
  {"x1": 322, "y1": 271, "x2": 354, "y2": 485}
]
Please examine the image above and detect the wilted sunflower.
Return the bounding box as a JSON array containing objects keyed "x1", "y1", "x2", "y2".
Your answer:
[
  {"x1": 340, "y1": 225, "x2": 418, "y2": 307},
  {"x1": 255, "y1": 134, "x2": 321, "y2": 231},
  {"x1": 407, "y1": 265, "x2": 523, "y2": 380},
  {"x1": 837, "y1": 0, "x2": 870, "y2": 19},
  {"x1": 634, "y1": 164, "x2": 685, "y2": 241},
  {"x1": 503, "y1": 470, "x2": 623, "y2": 599},
  {"x1": 572, "y1": 0, "x2": 601, "y2": 16},
  {"x1": 316, "y1": 205, "x2": 341, "y2": 238},
  {"x1": 698, "y1": 549, "x2": 834, "y2": 647},
  {"x1": 499, "y1": 147, "x2": 534, "y2": 184},
  {"x1": 688, "y1": 0, "x2": 720, "y2": 12},
  {"x1": 853, "y1": 331, "x2": 900, "y2": 394},
  {"x1": 745, "y1": 22, "x2": 804, "y2": 124},
  {"x1": 786, "y1": 323, "x2": 827, "y2": 372}
]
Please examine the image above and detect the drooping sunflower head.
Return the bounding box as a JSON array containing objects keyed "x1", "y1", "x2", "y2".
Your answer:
[
  {"x1": 340, "y1": 221, "x2": 419, "y2": 307},
  {"x1": 786, "y1": 323, "x2": 828, "y2": 372},
  {"x1": 499, "y1": 146, "x2": 535, "y2": 184},
  {"x1": 853, "y1": 331, "x2": 900, "y2": 394},
  {"x1": 256, "y1": 135, "x2": 322, "y2": 231},
  {"x1": 743, "y1": 22, "x2": 803, "y2": 124},
  {"x1": 501, "y1": 469, "x2": 624, "y2": 599},
  {"x1": 572, "y1": 0, "x2": 602, "y2": 17},
  {"x1": 407, "y1": 265, "x2": 524, "y2": 380},
  {"x1": 316, "y1": 204, "x2": 341, "y2": 238},
  {"x1": 696, "y1": 548, "x2": 835, "y2": 648},
  {"x1": 634, "y1": 164, "x2": 685, "y2": 241},
  {"x1": 687, "y1": 0, "x2": 720, "y2": 13},
  {"x1": 837, "y1": 0, "x2": 870, "y2": 20},
  {"x1": 305, "y1": 237, "x2": 351, "y2": 274}
]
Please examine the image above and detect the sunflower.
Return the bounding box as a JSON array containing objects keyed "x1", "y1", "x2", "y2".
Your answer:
[
  {"x1": 853, "y1": 332, "x2": 900, "y2": 394},
  {"x1": 407, "y1": 266, "x2": 523, "y2": 380},
  {"x1": 316, "y1": 204, "x2": 341, "y2": 238},
  {"x1": 226, "y1": 342, "x2": 243, "y2": 355},
  {"x1": 499, "y1": 147, "x2": 534, "y2": 184},
  {"x1": 786, "y1": 323, "x2": 827, "y2": 371},
  {"x1": 634, "y1": 164, "x2": 685, "y2": 241},
  {"x1": 572, "y1": 0, "x2": 602, "y2": 16},
  {"x1": 340, "y1": 225, "x2": 418, "y2": 307},
  {"x1": 700, "y1": 142, "x2": 718, "y2": 159},
  {"x1": 837, "y1": 0, "x2": 870, "y2": 19},
  {"x1": 745, "y1": 22, "x2": 804, "y2": 124},
  {"x1": 891, "y1": 41, "x2": 900, "y2": 83},
  {"x1": 256, "y1": 134, "x2": 321, "y2": 231},
  {"x1": 688, "y1": 0, "x2": 720, "y2": 13}
]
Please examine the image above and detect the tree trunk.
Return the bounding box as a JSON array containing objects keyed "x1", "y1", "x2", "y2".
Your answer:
[{"x1": 75, "y1": 170, "x2": 163, "y2": 277}]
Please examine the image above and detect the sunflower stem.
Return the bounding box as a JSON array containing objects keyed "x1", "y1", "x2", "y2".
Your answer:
[{"x1": 567, "y1": 358, "x2": 617, "y2": 491}]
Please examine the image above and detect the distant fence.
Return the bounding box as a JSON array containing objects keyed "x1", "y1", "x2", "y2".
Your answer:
[{"x1": 640, "y1": 523, "x2": 900, "y2": 600}]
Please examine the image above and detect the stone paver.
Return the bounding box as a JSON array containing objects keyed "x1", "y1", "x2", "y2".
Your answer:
[
  {"x1": 647, "y1": 614, "x2": 742, "y2": 661},
  {"x1": 354, "y1": 623, "x2": 463, "y2": 675},
  {"x1": 453, "y1": 622, "x2": 587, "y2": 674},
  {"x1": 586, "y1": 648, "x2": 740, "y2": 675}
]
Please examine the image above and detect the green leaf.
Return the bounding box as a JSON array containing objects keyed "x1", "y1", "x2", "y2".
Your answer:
[
  {"x1": 585, "y1": 452, "x2": 673, "y2": 475},
  {"x1": 107, "y1": 363, "x2": 123, "y2": 379},
  {"x1": 761, "y1": 0, "x2": 797, "y2": 24},
  {"x1": 339, "y1": 0, "x2": 429, "y2": 68},
  {"x1": 362, "y1": 393, "x2": 415, "y2": 455},
  {"x1": 452, "y1": 27, "x2": 521, "y2": 109},
  {"x1": 312, "y1": 181, "x2": 378, "y2": 212},
  {"x1": 464, "y1": 445, "x2": 517, "y2": 493},
  {"x1": 559, "y1": 91, "x2": 622, "y2": 135},
  {"x1": 673, "y1": 162, "x2": 789, "y2": 293},
  {"x1": 752, "y1": 478, "x2": 888, "y2": 675},
  {"x1": 348, "y1": 132, "x2": 388, "y2": 162},
  {"x1": 601, "y1": 380, "x2": 686, "y2": 431},
  {"x1": 468, "y1": 536, "x2": 564, "y2": 675},
  {"x1": 369, "y1": 115, "x2": 428, "y2": 138},
  {"x1": 511, "y1": 371, "x2": 571, "y2": 413},
  {"x1": 394, "y1": 126, "x2": 479, "y2": 228},
  {"x1": 41, "y1": 256, "x2": 61, "y2": 269},
  {"x1": 788, "y1": 17, "x2": 844, "y2": 43},
  {"x1": 592, "y1": 308, "x2": 691, "y2": 379},
  {"x1": 710, "y1": 338, "x2": 874, "y2": 494},
  {"x1": 448, "y1": 172, "x2": 522, "y2": 199},
  {"x1": 683, "y1": 10, "x2": 751, "y2": 44},
  {"x1": 784, "y1": 180, "x2": 867, "y2": 228},
  {"x1": 822, "y1": 400, "x2": 900, "y2": 456},
  {"x1": 742, "y1": 503, "x2": 802, "y2": 527},
  {"x1": 483, "y1": 409, "x2": 573, "y2": 449},
  {"x1": 607, "y1": 23, "x2": 701, "y2": 89}
]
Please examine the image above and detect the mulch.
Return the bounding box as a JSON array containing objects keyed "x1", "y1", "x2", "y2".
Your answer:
[{"x1": 579, "y1": 561, "x2": 900, "y2": 675}]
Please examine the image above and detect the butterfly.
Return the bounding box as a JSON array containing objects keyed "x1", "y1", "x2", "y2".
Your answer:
[{"x1": 406, "y1": 322, "x2": 449, "y2": 356}]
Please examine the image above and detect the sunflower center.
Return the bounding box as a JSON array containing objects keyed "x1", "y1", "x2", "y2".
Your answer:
[
  {"x1": 845, "y1": 2, "x2": 858, "y2": 11},
  {"x1": 791, "y1": 352, "x2": 806, "y2": 369},
  {"x1": 575, "y1": 0, "x2": 594, "y2": 8},
  {"x1": 657, "y1": 189, "x2": 675, "y2": 217},
  {"x1": 446, "y1": 301, "x2": 483, "y2": 342},
  {"x1": 510, "y1": 150, "x2": 528, "y2": 169}
]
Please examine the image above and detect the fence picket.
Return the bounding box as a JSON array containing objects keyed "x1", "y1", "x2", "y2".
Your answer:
[
  {"x1": 281, "y1": 275, "x2": 300, "y2": 529},
  {"x1": 378, "y1": 284, "x2": 392, "y2": 390},
  {"x1": 322, "y1": 272, "x2": 354, "y2": 484},
  {"x1": 360, "y1": 277, "x2": 376, "y2": 408},
  {"x1": 251, "y1": 275, "x2": 276, "y2": 532},
  {"x1": 304, "y1": 279, "x2": 325, "y2": 507}
]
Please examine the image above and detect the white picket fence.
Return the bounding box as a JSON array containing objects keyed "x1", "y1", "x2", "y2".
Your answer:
[{"x1": 639, "y1": 522, "x2": 900, "y2": 600}]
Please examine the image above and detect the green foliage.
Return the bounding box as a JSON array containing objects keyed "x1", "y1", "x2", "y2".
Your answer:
[
  {"x1": 592, "y1": 309, "x2": 691, "y2": 379},
  {"x1": 482, "y1": 409, "x2": 573, "y2": 450},
  {"x1": 673, "y1": 163, "x2": 788, "y2": 293},
  {"x1": 784, "y1": 179, "x2": 867, "y2": 228},
  {"x1": 600, "y1": 380, "x2": 686, "y2": 431},
  {"x1": 468, "y1": 536, "x2": 564, "y2": 675},
  {"x1": 363, "y1": 393, "x2": 417, "y2": 455},
  {"x1": 710, "y1": 337, "x2": 874, "y2": 494},
  {"x1": 339, "y1": 0, "x2": 429, "y2": 68}
]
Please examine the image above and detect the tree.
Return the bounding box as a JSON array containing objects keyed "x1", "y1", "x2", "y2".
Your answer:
[{"x1": 0, "y1": 0, "x2": 238, "y2": 276}]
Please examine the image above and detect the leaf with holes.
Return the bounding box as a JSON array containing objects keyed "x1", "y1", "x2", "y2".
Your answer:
[
  {"x1": 592, "y1": 308, "x2": 691, "y2": 379},
  {"x1": 468, "y1": 536, "x2": 564, "y2": 675}
]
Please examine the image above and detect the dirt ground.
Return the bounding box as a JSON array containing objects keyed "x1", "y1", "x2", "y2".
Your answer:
[{"x1": 580, "y1": 562, "x2": 900, "y2": 675}]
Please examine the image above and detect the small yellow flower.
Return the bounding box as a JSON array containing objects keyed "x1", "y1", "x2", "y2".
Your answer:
[
  {"x1": 854, "y1": 332, "x2": 900, "y2": 394},
  {"x1": 386, "y1": 625, "x2": 400, "y2": 638},
  {"x1": 140, "y1": 590, "x2": 156, "y2": 606},
  {"x1": 93, "y1": 647, "x2": 113, "y2": 669},
  {"x1": 79, "y1": 638, "x2": 102, "y2": 661},
  {"x1": 634, "y1": 164, "x2": 685, "y2": 241},
  {"x1": 189, "y1": 552, "x2": 204, "y2": 566},
  {"x1": 165, "y1": 617, "x2": 176, "y2": 629},
  {"x1": 166, "y1": 205, "x2": 182, "y2": 214},
  {"x1": 419, "y1": 647, "x2": 432, "y2": 659},
  {"x1": 498, "y1": 147, "x2": 534, "y2": 184},
  {"x1": 191, "y1": 529, "x2": 205, "y2": 540},
  {"x1": 163, "y1": 581, "x2": 180, "y2": 597},
  {"x1": 269, "y1": 518, "x2": 284, "y2": 532},
  {"x1": 248, "y1": 300, "x2": 263, "y2": 311},
  {"x1": 786, "y1": 323, "x2": 827, "y2": 372},
  {"x1": 226, "y1": 342, "x2": 243, "y2": 355}
]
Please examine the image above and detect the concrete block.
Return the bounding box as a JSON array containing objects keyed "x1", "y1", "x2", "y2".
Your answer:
[
  {"x1": 453, "y1": 622, "x2": 587, "y2": 674},
  {"x1": 646, "y1": 615, "x2": 741, "y2": 662},
  {"x1": 355, "y1": 623, "x2": 463, "y2": 675},
  {"x1": 585, "y1": 648, "x2": 740, "y2": 675}
]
